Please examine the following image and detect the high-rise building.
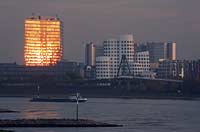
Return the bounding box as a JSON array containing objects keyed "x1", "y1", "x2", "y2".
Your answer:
[
  {"x1": 137, "y1": 42, "x2": 177, "y2": 63},
  {"x1": 147, "y1": 42, "x2": 167, "y2": 63},
  {"x1": 24, "y1": 15, "x2": 63, "y2": 66},
  {"x1": 85, "y1": 42, "x2": 96, "y2": 66},
  {"x1": 96, "y1": 34, "x2": 135, "y2": 79},
  {"x1": 167, "y1": 42, "x2": 176, "y2": 60}
]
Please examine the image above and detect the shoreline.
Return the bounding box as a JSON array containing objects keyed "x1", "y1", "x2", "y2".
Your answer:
[
  {"x1": 0, "y1": 94, "x2": 199, "y2": 101},
  {"x1": 0, "y1": 109, "x2": 18, "y2": 113},
  {"x1": 0, "y1": 130, "x2": 14, "y2": 132},
  {"x1": 0, "y1": 119, "x2": 122, "y2": 127}
]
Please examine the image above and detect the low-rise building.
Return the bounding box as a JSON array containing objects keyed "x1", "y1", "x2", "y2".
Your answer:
[
  {"x1": 0, "y1": 61, "x2": 83, "y2": 82},
  {"x1": 156, "y1": 59, "x2": 200, "y2": 80}
]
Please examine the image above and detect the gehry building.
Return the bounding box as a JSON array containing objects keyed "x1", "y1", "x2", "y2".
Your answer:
[
  {"x1": 133, "y1": 51, "x2": 151, "y2": 77},
  {"x1": 96, "y1": 34, "x2": 135, "y2": 79}
]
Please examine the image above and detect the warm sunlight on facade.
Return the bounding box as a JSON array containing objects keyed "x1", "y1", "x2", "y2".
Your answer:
[{"x1": 24, "y1": 15, "x2": 63, "y2": 66}]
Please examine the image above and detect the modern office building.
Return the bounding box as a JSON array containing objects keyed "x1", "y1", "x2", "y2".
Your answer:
[
  {"x1": 156, "y1": 60, "x2": 180, "y2": 79},
  {"x1": 104, "y1": 34, "x2": 135, "y2": 78},
  {"x1": 0, "y1": 61, "x2": 83, "y2": 83},
  {"x1": 133, "y1": 51, "x2": 151, "y2": 78},
  {"x1": 96, "y1": 56, "x2": 111, "y2": 79},
  {"x1": 156, "y1": 59, "x2": 200, "y2": 80},
  {"x1": 137, "y1": 42, "x2": 176, "y2": 63},
  {"x1": 95, "y1": 45, "x2": 104, "y2": 57},
  {"x1": 96, "y1": 34, "x2": 135, "y2": 79},
  {"x1": 180, "y1": 60, "x2": 200, "y2": 80},
  {"x1": 85, "y1": 42, "x2": 96, "y2": 66},
  {"x1": 147, "y1": 42, "x2": 167, "y2": 63},
  {"x1": 24, "y1": 15, "x2": 63, "y2": 66},
  {"x1": 167, "y1": 42, "x2": 176, "y2": 60}
]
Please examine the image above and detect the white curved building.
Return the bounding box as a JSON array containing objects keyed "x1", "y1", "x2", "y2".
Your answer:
[
  {"x1": 104, "y1": 34, "x2": 135, "y2": 78},
  {"x1": 133, "y1": 51, "x2": 151, "y2": 77},
  {"x1": 96, "y1": 34, "x2": 135, "y2": 79},
  {"x1": 96, "y1": 56, "x2": 111, "y2": 79},
  {"x1": 103, "y1": 38, "x2": 118, "y2": 78}
]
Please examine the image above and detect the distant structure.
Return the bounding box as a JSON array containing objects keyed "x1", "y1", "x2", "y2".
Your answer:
[
  {"x1": 0, "y1": 61, "x2": 83, "y2": 83},
  {"x1": 84, "y1": 65, "x2": 96, "y2": 80},
  {"x1": 156, "y1": 60, "x2": 180, "y2": 79},
  {"x1": 24, "y1": 15, "x2": 63, "y2": 66},
  {"x1": 133, "y1": 51, "x2": 153, "y2": 78},
  {"x1": 96, "y1": 56, "x2": 111, "y2": 79},
  {"x1": 84, "y1": 42, "x2": 96, "y2": 79},
  {"x1": 117, "y1": 55, "x2": 132, "y2": 77},
  {"x1": 137, "y1": 42, "x2": 176, "y2": 63},
  {"x1": 85, "y1": 42, "x2": 96, "y2": 66},
  {"x1": 96, "y1": 34, "x2": 135, "y2": 79},
  {"x1": 95, "y1": 45, "x2": 104, "y2": 57},
  {"x1": 156, "y1": 59, "x2": 200, "y2": 80},
  {"x1": 167, "y1": 42, "x2": 176, "y2": 60}
]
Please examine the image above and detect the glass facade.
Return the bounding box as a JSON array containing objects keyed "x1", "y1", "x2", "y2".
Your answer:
[{"x1": 24, "y1": 16, "x2": 63, "y2": 66}]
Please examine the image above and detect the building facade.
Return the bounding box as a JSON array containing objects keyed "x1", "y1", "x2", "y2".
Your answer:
[
  {"x1": 133, "y1": 51, "x2": 151, "y2": 78},
  {"x1": 156, "y1": 60, "x2": 180, "y2": 79},
  {"x1": 85, "y1": 42, "x2": 96, "y2": 66},
  {"x1": 156, "y1": 59, "x2": 200, "y2": 80},
  {"x1": 0, "y1": 61, "x2": 83, "y2": 83},
  {"x1": 24, "y1": 15, "x2": 63, "y2": 66},
  {"x1": 102, "y1": 34, "x2": 135, "y2": 78},
  {"x1": 96, "y1": 56, "x2": 111, "y2": 79},
  {"x1": 167, "y1": 42, "x2": 176, "y2": 60},
  {"x1": 95, "y1": 45, "x2": 104, "y2": 57},
  {"x1": 84, "y1": 65, "x2": 96, "y2": 80},
  {"x1": 137, "y1": 42, "x2": 176, "y2": 63}
]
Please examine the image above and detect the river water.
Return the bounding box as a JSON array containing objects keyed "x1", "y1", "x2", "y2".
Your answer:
[{"x1": 0, "y1": 97, "x2": 200, "y2": 132}]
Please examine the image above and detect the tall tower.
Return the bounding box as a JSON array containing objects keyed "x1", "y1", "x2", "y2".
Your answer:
[
  {"x1": 85, "y1": 42, "x2": 96, "y2": 66},
  {"x1": 146, "y1": 42, "x2": 176, "y2": 63},
  {"x1": 24, "y1": 15, "x2": 63, "y2": 66},
  {"x1": 167, "y1": 42, "x2": 176, "y2": 60}
]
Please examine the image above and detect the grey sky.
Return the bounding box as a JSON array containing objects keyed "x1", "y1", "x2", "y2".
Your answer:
[{"x1": 0, "y1": 0, "x2": 199, "y2": 64}]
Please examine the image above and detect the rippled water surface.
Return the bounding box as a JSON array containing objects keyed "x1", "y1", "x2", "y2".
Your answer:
[{"x1": 0, "y1": 97, "x2": 200, "y2": 132}]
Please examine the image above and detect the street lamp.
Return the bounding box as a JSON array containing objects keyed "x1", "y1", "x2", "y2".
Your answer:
[{"x1": 76, "y1": 93, "x2": 79, "y2": 121}]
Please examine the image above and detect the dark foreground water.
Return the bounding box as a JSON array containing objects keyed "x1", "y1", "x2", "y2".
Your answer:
[{"x1": 0, "y1": 97, "x2": 200, "y2": 132}]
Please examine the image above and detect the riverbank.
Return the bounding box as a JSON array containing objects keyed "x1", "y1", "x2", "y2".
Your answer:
[
  {"x1": 0, "y1": 130, "x2": 14, "y2": 132},
  {"x1": 0, "y1": 109, "x2": 18, "y2": 113},
  {"x1": 0, "y1": 119, "x2": 122, "y2": 127},
  {"x1": 0, "y1": 94, "x2": 200, "y2": 101}
]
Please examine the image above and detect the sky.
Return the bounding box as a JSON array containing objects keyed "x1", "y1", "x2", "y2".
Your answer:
[{"x1": 0, "y1": 0, "x2": 200, "y2": 64}]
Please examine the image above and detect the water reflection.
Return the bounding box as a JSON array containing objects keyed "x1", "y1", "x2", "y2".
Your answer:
[
  {"x1": 22, "y1": 110, "x2": 61, "y2": 119},
  {"x1": 21, "y1": 102, "x2": 63, "y2": 119},
  {"x1": 0, "y1": 98, "x2": 200, "y2": 132}
]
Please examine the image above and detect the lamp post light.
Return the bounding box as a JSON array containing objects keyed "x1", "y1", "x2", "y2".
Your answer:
[{"x1": 76, "y1": 93, "x2": 79, "y2": 121}]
